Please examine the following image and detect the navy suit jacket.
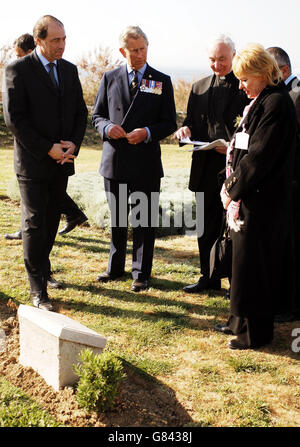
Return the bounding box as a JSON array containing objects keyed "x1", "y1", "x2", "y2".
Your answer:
[
  {"x1": 92, "y1": 63, "x2": 177, "y2": 184},
  {"x1": 3, "y1": 50, "x2": 87, "y2": 179}
]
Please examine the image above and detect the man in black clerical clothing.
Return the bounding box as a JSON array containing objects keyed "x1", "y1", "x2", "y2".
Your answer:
[
  {"x1": 175, "y1": 35, "x2": 249, "y2": 294},
  {"x1": 3, "y1": 16, "x2": 87, "y2": 310},
  {"x1": 267, "y1": 46, "x2": 300, "y2": 322}
]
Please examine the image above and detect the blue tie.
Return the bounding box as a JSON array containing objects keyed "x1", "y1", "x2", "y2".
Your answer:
[{"x1": 47, "y1": 63, "x2": 58, "y2": 89}]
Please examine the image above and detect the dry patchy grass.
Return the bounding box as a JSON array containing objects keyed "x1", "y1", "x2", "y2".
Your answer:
[{"x1": 0, "y1": 146, "x2": 300, "y2": 427}]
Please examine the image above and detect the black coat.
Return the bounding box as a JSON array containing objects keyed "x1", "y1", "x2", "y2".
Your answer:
[
  {"x1": 92, "y1": 63, "x2": 177, "y2": 184},
  {"x1": 183, "y1": 72, "x2": 249, "y2": 197},
  {"x1": 3, "y1": 50, "x2": 88, "y2": 179},
  {"x1": 224, "y1": 83, "x2": 297, "y2": 317}
]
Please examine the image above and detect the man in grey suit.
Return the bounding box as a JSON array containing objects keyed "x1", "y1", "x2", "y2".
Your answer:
[
  {"x1": 92, "y1": 26, "x2": 177, "y2": 292},
  {"x1": 3, "y1": 16, "x2": 87, "y2": 310},
  {"x1": 267, "y1": 47, "x2": 300, "y2": 322}
]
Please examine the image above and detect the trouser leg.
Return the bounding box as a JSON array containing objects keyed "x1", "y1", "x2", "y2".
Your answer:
[
  {"x1": 130, "y1": 180, "x2": 160, "y2": 281},
  {"x1": 17, "y1": 174, "x2": 67, "y2": 293},
  {"x1": 60, "y1": 189, "x2": 86, "y2": 222},
  {"x1": 197, "y1": 195, "x2": 223, "y2": 279},
  {"x1": 104, "y1": 178, "x2": 128, "y2": 276},
  {"x1": 227, "y1": 314, "x2": 274, "y2": 348}
]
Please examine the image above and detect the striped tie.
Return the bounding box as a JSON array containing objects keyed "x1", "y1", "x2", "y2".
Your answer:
[{"x1": 130, "y1": 70, "x2": 138, "y2": 100}]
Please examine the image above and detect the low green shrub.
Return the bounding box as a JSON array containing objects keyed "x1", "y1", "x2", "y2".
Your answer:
[
  {"x1": 7, "y1": 169, "x2": 195, "y2": 236},
  {"x1": 74, "y1": 349, "x2": 126, "y2": 412}
]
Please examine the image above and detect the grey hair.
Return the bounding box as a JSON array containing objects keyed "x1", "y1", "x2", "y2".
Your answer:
[
  {"x1": 119, "y1": 25, "x2": 149, "y2": 49},
  {"x1": 207, "y1": 34, "x2": 236, "y2": 54},
  {"x1": 266, "y1": 47, "x2": 292, "y2": 73}
]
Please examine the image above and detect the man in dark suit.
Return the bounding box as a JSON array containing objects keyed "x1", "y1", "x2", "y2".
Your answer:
[
  {"x1": 3, "y1": 15, "x2": 87, "y2": 310},
  {"x1": 92, "y1": 25, "x2": 177, "y2": 292},
  {"x1": 175, "y1": 35, "x2": 249, "y2": 294},
  {"x1": 267, "y1": 47, "x2": 300, "y2": 322},
  {"x1": 4, "y1": 33, "x2": 88, "y2": 242}
]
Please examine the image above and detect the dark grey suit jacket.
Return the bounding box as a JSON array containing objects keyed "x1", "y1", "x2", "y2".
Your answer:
[
  {"x1": 92, "y1": 63, "x2": 177, "y2": 184},
  {"x1": 3, "y1": 50, "x2": 87, "y2": 179}
]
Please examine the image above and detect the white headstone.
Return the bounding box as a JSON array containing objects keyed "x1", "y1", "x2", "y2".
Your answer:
[{"x1": 18, "y1": 305, "x2": 107, "y2": 390}]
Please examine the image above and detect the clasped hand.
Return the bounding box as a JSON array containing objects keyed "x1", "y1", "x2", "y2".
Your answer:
[
  {"x1": 48, "y1": 140, "x2": 77, "y2": 165},
  {"x1": 108, "y1": 125, "x2": 147, "y2": 145}
]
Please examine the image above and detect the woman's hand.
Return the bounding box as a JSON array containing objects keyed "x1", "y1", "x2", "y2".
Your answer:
[{"x1": 220, "y1": 184, "x2": 232, "y2": 210}]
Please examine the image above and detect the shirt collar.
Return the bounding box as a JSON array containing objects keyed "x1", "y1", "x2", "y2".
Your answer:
[
  {"x1": 126, "y1": 63, "x2": 147, "y2": 76},
  {"x1": 285, "y1": 74, "x2": 296, "y2": 85},
  {"x1": 36, "y1": 46, "x2": 58, "y2": 68}
]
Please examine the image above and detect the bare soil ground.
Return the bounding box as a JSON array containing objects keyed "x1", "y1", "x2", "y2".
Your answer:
[{"x1": 0, "y1": 299, "x2": 192, "y2": 427}]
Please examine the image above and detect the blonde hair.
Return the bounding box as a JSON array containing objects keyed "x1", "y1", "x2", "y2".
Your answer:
[{"x1": 232, "y1": 43, "x2": 282, "y2": 86}]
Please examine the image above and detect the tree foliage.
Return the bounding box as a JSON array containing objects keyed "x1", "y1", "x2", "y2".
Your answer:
[
  {"x1": 173, "y1": 78, "x2": 192, "y2": 113},
  {"x1": 77, "y1": 46, "x2": 122, "y2": 106}
]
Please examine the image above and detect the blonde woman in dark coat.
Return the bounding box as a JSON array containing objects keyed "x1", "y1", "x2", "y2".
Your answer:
[{"x1": 215, "y1": 44, "x2": 297, "y2": 349}]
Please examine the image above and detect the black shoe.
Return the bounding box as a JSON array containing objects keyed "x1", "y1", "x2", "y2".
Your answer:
[
  {"x1": 183, "y1": 277, "x2": 221, "y2": 293},
  {"x1": 224, "y1": 289, "x2": 230, "y2": 300},
  {"x1": 96, "y1": 272, "x2": 123, "y2": 282},
  {"x1": 47, "y1": 276, "x2": 63, "y2": 289},
  {"x1": 228, "y1": 338, "x2": 271, "y2": 350},
  {"x1": 214, "y1": 324, "x2": 233, "y2": 335},
  {"x1": 58, "y1": 215, "x2": 88, "y2": 235},
  {"x1": 131, "y1": 279, "x2": 148, "y2": 292},
  {"x1": 228, "y1": 338, "x2": 249, "y2": 350},
  {"x1": 275, "y1": 313, "x2": 297, "y2": 323},
  {"x1": 31, "y1": 292, "x2": 54, "y2": 311},
  {"x1": 4, "y1": 230, "x2": 22, "y2": 240}
]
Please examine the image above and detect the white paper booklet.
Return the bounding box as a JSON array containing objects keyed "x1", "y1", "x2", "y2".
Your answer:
[{"x1": 180, "y1": 137, "x2": 228, "y2": 151}]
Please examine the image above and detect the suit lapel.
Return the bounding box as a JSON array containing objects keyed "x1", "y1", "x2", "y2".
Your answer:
[
  {"x1": 116, "y1": 65, "x2": 131, "y2": 108},
  {"x1": 121, "y1": 64, "x2": 153, "y2": 126},
  {"x1": 30, "y1": 50, "x2": 60, "y2": 96}
]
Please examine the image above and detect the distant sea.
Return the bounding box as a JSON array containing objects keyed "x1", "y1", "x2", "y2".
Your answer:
[{"x1": 158, "y1": 66, "x2": 210, "y2": 82}]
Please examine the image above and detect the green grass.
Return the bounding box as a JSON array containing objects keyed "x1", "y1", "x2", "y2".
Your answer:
[
  {"x1": 0, "y1": 377, "x2": 61, "y2": 427},
  {"x1": 1, "y1": 145, "x2": 300, "y2": 427}
]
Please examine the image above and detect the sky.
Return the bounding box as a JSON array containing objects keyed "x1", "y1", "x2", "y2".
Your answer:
[{"x1": 1, "y1": 0, "x2": 300, "y2": 81}]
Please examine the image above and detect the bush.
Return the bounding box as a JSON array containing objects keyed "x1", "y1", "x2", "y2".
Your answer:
[
  {"x1": 74, "y1": 349, "x2": 126, "y2": 412},
  {"x1": 7, "y1": 169, "x2": 195, "y2": 236}
]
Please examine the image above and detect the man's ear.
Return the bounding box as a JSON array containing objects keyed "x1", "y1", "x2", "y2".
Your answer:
[
  {"x1": 119, "y1": 47, "x2": 126, "y2": 58},
  {"x1": 281, "y1": 65, "x2": 290, "y2": 80}
]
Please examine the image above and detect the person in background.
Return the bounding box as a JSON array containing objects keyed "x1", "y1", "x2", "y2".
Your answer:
[
  {"x1": 215, "y1": 44, "x2": 296, "y2": 349},
  {"x1": 3, "y1": 16, "x2": 88, "y2": 310},
  {"x1": 175, "y1": 35, "x2": 249, "y2": 295},
  {"x1": 266, "y1": 46, "x2": 300, "y2": 323},
  {"x1": 14, "y1": 33, "x2": 35, "y2": 58},
  {"x1": 92, "y1": 25, "x2": 177, "y2": 292},
  {"x1": 4, "y1": 33, "x2": 88, "y2": 243}
]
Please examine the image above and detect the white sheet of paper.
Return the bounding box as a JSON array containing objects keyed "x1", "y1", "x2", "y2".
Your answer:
[
  {"x1": 180, "y1": 137, "x2": 228, "y2": 152},
  {"x1": 235, "y1": 132, "x2": 249, "y2": 150},
  {"x1": 180, "y1": 137, "x2": 208, "y2": 146}
]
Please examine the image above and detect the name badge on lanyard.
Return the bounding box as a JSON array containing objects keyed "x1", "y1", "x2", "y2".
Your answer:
[{"x1": 235, "y1": 131, "x2": 249, "y2": 150}]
